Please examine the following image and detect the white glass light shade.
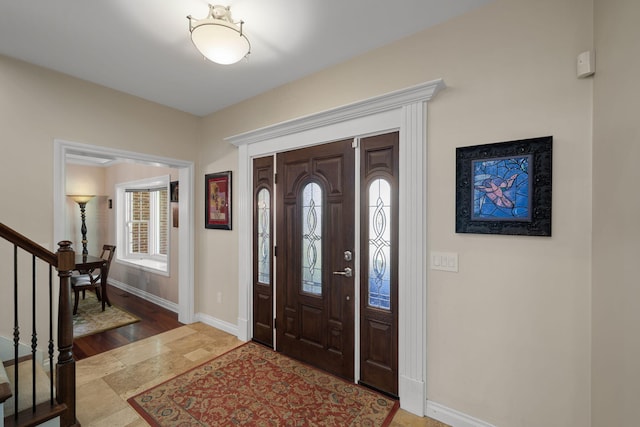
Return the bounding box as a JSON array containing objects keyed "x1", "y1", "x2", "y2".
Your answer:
[
  {"x1": 188, "y1": 5, "x2": 250, "y2": 65},
  {"x1": 190, "y1": 21, "x2": 250, "y2": 65}
]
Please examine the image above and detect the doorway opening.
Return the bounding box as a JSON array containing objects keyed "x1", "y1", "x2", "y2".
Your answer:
[
  {"x1": 256, "y1": 133, "x2": 400, "y2": 397},
  {"x1": 53, "y1": 139, "x2": 195, "y2": 325}
]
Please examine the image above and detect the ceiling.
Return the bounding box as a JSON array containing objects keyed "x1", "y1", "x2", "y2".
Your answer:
[{"x1": 0, "y1": 0, "x2": 492, "y2": 117}]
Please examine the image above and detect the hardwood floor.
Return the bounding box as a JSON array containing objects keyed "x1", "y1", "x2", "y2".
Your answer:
[{"x1": 73, "y1": 285, "x2": 183, "y2": 360}]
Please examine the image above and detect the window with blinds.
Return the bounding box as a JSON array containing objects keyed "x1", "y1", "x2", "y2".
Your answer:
[
  {"x1": 125, "y1": 187, "x2": 168, "y2": 257},
  {"x1": 116, "y1": 176, "x2": 170, "y2": 275}
]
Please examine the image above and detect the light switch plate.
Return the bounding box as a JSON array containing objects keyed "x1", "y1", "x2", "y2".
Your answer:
[{"x1": 431, "y1": 252, "x2": 459, "y2": 272}]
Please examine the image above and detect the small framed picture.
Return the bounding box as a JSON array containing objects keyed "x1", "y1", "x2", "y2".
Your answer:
[
  {"x1": 172, "y1": 204, "x2": 179, "y2": 228},
  {"x1": 170, "y1": 181, "x2": 179, "y2": 203},
  {"x1": 455, "y1": 136, "x2": 552, "y2": 236},
  {"x1": 205, "y1": 171, "x2": 232, "y2": 230}
]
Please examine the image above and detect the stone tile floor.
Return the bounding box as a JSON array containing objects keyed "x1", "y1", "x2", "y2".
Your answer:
[{"x1": 75, "y1": 323, "x2": 449, "y2": 426}]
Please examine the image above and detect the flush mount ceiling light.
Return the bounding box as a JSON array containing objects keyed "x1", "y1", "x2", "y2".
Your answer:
[{"x1": 187, "y1": 4, "x2": 251, "y2": 65}]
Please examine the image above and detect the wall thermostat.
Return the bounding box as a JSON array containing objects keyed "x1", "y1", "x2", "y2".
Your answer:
[{"x1": 577, "y1": 50, "x2": 595, "y2": 78}]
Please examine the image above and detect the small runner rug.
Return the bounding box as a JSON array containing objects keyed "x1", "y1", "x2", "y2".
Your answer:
[
  {"x1": 128, "y1": 342, "x2": 399, "y2": 426},
  {"x1": 72, "y1": 291, "x2": 140, "y2": 338}
]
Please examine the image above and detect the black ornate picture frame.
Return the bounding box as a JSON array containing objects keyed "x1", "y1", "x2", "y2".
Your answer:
[{"x1": 455, "y1": 136, "x2": 552, "y2": 236}]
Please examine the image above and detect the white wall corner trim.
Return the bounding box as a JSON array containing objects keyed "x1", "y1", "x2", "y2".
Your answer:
[
  {"x1": 426, "y1": 401, "x2": 497, "y2": 427},
  {"x1": 226, "y1": 79, "x2": 446, "y2": 417}
]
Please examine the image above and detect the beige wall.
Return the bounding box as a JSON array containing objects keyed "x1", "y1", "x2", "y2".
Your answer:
[
  {"x1": 592, "y1": 0, "x2": 640, "y2": 425},
  {"x1": 198, "y1": 0, "x2": 593, "y2": 426},
  {"x1": 5, "y1": 0, "x2": 635, "y2": 425},
  {"x1": 64, "y1": 163, "x2": 180, "y2": 303},
  {"x1": 0, "y1": 54, "x2": 198, "y2": 348},
  {"x1": 66, "y1": 164, "x2": 106, "y2": 256},
  {"x1": 0, "y1": 55, "x2": 199, "y2": 246},
  {"x1": 104, "y1": 163, "x2": 180, "y2": 303}
]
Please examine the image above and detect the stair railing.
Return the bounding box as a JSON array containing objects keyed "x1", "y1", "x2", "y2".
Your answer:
[{"x1": 0, "y1": 223, "x2": 77, "y2": 427}]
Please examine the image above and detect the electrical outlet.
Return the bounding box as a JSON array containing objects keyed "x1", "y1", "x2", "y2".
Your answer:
[{"x1": 217, "y1": 292, "x2": 222, "y2": 303}]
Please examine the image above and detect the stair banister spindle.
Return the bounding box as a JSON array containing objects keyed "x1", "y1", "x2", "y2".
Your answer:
[
  {"x1": 31, "y1": 253, "x2": 38, "y2": 412},
  {"x1": 49, "y1": 264, "x2": 55, "y2": 404},
  {"x1": 13, "y1": 244, "x2": 19, "y2": 420}
]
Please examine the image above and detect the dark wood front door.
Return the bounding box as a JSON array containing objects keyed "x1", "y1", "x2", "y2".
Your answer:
[{"x1": 276, "y1": 139, "x2": 355, "y2": 380}]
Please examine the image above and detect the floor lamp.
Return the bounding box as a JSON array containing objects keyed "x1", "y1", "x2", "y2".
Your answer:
[{"x1": 68, "y1": 195, "x2": 95, "y2": 256}]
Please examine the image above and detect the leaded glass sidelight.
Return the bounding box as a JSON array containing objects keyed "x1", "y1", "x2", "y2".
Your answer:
[
  {"x1": 257, "y1": 188, "x2": 270, "y2": 285},
  {"x1": 302, "y1": 182, "x2": 323, "y2": 295},
  {"x1": 368, "y1": 178, "x2": 392, "y2": 310}
]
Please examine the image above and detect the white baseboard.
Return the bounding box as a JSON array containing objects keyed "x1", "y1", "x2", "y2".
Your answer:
[
  {"x1": 426, "y1": 401, "x2": 497, "y2": 427},
  {"x1": 108, "y1": 279, "x2": 179, "y2": 313},
  {"x1": 194, "y1": 312, "x2": 239, "y2": 337},
  {"x1": 108, "y1": 278, "x2": 239, "y2": 338}
]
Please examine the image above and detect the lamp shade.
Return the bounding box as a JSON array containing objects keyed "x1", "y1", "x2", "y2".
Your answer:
[
  {"x1": 68, "y1": 195, "x2": 95, "y2": 204},
  {"x1": 188, "y1": 5, "x2": 250, "y2": 65}
]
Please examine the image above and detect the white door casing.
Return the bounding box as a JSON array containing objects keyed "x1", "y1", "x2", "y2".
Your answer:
[{"x1": 227, "y1": 79, "x2": 445, "y2": 416}]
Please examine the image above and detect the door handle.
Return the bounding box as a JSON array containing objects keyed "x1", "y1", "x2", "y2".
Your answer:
[{"x1": 332, "y1": 267, "x2": 352, "y2": 278}]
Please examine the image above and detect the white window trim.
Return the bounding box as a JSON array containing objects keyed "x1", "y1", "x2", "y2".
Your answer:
[{"x1": 115, "y1": 175, "x2": 171, "y2": 276}]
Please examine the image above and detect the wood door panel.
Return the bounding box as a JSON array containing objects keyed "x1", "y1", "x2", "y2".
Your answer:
[
  {"x1": 254, "y1": 291, "x2": 272, "y2": 331},
  {"x1": 364, "y1": 147, "x2": 395, "y2": 173},
  {"x1": 255, "y1": 166, "x2": 273, "y2": 183},
  {"x1": 300, "y1": 305, "x2": 323, "y2": 345},
  {"x1": 327, "y1": 201, "x2": 346, "y2": 320},
  {"x1": 361, "y1": 318, "x2": 395, "y2": 387},
  {"x1": 284, "y1": 306, "x2": 298, "y2": 339},
  {"x1": 276, "y1": 139, "x2": 355, "y2": 380},
  {"x1": 359, "y1": 132, "x2": 399, "y2": 397},
  {"x1": 327, "y1": 319, "x2": 344, "y2": 353},
  {"x1": 313, "y1": 156, "x2": 345, "y2": 195},
  {"x1": 281, "y1": 161, "x2": 309, "y2": 198},
  {"x1": 363, "y1": 319, "x2": 393, "y2": 365},
  {"x1": 252, "y1": 156, "x2": 274, "y2": 347}
]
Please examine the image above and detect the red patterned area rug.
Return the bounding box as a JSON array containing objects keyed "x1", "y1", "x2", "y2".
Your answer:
[{"x1": 128, "y1": 342, "x2": 399, "y2": 426}]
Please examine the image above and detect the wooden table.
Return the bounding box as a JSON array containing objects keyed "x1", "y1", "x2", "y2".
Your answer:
[{"x1": 74, "y1": 254, "x2": 112, "y2": 311}]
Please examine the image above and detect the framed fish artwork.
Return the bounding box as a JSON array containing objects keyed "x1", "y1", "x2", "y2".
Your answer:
[{"x1": 455, "y1": 136, "x2": 552, "y2": 236}]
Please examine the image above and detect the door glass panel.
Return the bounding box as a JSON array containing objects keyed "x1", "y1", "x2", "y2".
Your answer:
[
  {"x1": 257, "y1": 188, "x2": 270, "y2": 285},
  {"x1": 368, "y1": 179, "x2": 391, "y2": 310},
  {"x1": 302, "y1": 182, "x2": 322, "y2": 295}
]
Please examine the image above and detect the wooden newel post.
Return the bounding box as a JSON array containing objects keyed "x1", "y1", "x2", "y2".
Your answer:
[{"x1": 56, "y1": 240, "x2": 78, "y2": 426}]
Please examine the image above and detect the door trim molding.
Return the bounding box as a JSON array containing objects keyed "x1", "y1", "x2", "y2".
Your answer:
[{"x1": 227, "y1": 79, "x2": 445, "y2": 416}]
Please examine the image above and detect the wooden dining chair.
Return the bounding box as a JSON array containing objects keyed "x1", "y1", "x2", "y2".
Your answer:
[{"x1": 71, "y1": 244, "x2": 116, "y2": 315}]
